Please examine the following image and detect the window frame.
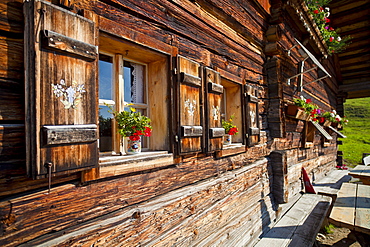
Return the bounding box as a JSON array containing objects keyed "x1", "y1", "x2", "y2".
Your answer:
[{"x1": 98, "y1": 53, "x2": 152, "y2": 155}]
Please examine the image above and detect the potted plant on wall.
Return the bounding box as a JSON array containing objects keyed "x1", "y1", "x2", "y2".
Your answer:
[
  {"x1": 287, "y1": 96, "x2": 318, "y2": 121},
  {"x1": 319, "y1": 110, "x2": 348, "y2": 128},
  {"x1": 109, "y1": 105, "x2": 152, "y2": 154},
  {"x1": 222, "y1": 115, "x2": 238, "y2": 145}
]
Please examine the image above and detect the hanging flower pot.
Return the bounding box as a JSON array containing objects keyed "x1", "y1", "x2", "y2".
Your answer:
[{"x1": 286, "y1": 105, "x2": 310, "y2": 121}]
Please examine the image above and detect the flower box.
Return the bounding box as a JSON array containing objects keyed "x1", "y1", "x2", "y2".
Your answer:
[
  {"x1": 331, "y1": 122, "x2": 342, "y2": 129},
  {"x1": 323, "y1": 120, "x2": 331, "y2": 127},
  {"x1": 319, "y1": 118, "x2": 331, "y2": 127},
  {"x1": 286, "y1": 105, "x2": 310, "y2": 121}
]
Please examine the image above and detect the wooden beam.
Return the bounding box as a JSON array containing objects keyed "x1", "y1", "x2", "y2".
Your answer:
[{"x1": 339, "y1": 81, "x2": 370, "y2": 93}]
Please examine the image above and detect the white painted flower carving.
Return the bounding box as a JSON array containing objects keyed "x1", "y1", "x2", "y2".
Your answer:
[
  {"x1": 212, "y1": 105, "x2": 220, "y2": 121},
  {"x1": 250, "y1": 110, "x2": 256, "y2": 126},
  {"x1": 52, "y1": 79, "x2": 86, "y2": 109},
  {"x1": 184, "y1": 99, "x2": 196, "y2": 117}
]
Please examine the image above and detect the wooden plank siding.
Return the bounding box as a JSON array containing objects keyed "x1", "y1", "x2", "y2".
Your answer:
[{"x1": 0, "y1": 0, "x2": 343, "y2": 246}]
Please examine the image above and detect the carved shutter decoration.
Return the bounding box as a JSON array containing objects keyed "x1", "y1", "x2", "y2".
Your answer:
[
  {"x1": 245, "y1": 85, "x2": 260, "y2": 146},
  {"x1": 24, "y1": 0, "x2": 98, "y2": 178},
  {"x1": 175, "y1": 56, "x2": 203, "y2": 154},
  {"x1": 205, "y1": 68, "x2": 224, "y2": 152}
]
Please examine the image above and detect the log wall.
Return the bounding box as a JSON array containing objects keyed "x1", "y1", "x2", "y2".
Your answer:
[{"x1": 0, "y1": 0, "x2": 342, "y2": 246}]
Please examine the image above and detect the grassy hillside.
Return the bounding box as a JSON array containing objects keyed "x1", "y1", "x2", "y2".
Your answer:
[{"x1": 339, "y1": 97, "x2": 370, "y2": 167}]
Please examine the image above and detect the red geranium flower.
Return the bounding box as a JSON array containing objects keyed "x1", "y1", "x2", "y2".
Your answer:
[
  {"x1": 228, "y1": 127, "x2": 238, "y2": 135},
  {"x1": 129, "y1": 135, "x2": 141, "y2": 141},
  {"x1": 313, "y1": 9, "x2": 319, "y2": 14},
  {"x1": 306, "y1": 99, "x2": 312, "y2": 103},
  {"x1": 144, "y1": 127, "x2": 152, "y2": 137},
  {"x1": 329, "y1": 37, "x2": 334, "y2": 42}
]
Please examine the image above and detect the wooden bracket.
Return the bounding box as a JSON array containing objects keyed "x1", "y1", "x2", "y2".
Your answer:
[{"x1": 41, "y1": 30, "x2": 97, "y2": 60}]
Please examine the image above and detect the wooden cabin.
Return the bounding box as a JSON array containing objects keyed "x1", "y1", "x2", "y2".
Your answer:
[{"x1": 1, "y1": 0, "x2": 368, "y2": 246}]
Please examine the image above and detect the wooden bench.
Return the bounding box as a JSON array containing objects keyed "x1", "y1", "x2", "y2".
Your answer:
[
  {"x1": 313, "y1": 169, "x2": 351, "y2": 198},
  {"x1": 253, "y1": 193, "x2": 332, "y2": 247},
  {"x1": 329, "y1": 183, "x2": 370, "y2": 234},
  {"x1": 329, "y1": 182, "x2": 370, "y2": 246},
  {"x1": 349, "y1": 165, "x2": 370, "y2": 185},
  {"x1": 253, "y1": 169, "x2": 352, "y2": 246}
]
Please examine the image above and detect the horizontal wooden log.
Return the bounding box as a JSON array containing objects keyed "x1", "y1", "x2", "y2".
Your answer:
[
  {"x1": 0, "y1": 124, "x2": 25, "y2": 176},
  {"x1": 0, "y1": 80, "x2": 24, "y2": 121},
  {"x1": 0, "y1": 173, "x2": 80, "y2": 198},
  {"x1": 16, "y1": 159, "x2": 271, "y2": 247},
  {"x1": 0, "y1": 37, "x2": 23, "y2": 80},
  {"x1": 0, "y1": 0, "x2": 23, "y2": 34},
  {"x1": 95, "y1": 0, "x2": 264, "y2": 69},
  {"x1": 0, "y1": 150, "x2": 268, "y2": 245}
]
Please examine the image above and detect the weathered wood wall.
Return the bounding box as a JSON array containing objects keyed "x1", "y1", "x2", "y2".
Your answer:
[{"x1": 0, "y1": 0, "x2": 342, "y2": 246}]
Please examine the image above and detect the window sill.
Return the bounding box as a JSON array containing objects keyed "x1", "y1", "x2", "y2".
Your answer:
[
  {"x1": 99, "y1": 151, "x2": 173, "y2": 178},
  {"x1": 216, "y1": 143, "x2": 245, "y2": 158}
]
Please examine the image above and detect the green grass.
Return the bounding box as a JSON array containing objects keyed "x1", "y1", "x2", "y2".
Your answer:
[
  {"x1": 322, "y1": 224, "x2": 336, "y2": 234},
  {"x1": 339, "y1": 97, "x2": 370, "y2": 167}
]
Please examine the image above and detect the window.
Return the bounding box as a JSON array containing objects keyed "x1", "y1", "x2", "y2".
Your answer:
[
  {"x1": 304, "y1": 120, "x2": 333, "y2": 148},
  {"x1": 220, "y1": 79, "x2": 243, "y2": 146},
  {"x1": 98, "y1": 34, "x2": 170, "y2": 157},
  {"x1": 99, "y1": 55, "x2": 149, "y2": 154}
]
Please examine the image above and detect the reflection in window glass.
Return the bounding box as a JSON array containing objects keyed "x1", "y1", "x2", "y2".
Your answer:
[
  {"x1": 99, "y1": 55, "x2": 113, "y2": 100},
  {"x1": 99, "y1": 54, "x2": 114, "y2": 152}
]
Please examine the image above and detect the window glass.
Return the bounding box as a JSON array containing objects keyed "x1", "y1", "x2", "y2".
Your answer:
[
  {"x1": 124, "y1": 61, "x2": 145, "y2": 104},
  {"x1": 99, "y1": 55, "x2": 113, "y2": 100},
  {"x1": 99, "y1": 54, "x2": 114, "y2": 152}
]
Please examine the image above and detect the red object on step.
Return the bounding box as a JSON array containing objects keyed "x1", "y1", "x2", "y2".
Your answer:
[{"x1": 302, "y1": 167, "x2": 316, "y2": 194}]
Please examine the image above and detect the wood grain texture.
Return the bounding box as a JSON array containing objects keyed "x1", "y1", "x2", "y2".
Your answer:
[
  {"x1": 0, "y1": 157, "x2": 269, "y2": 246},
  {"x1": 24, "y1": 0, "x2": 99, "y2": 177},
  {"x1": 205, "y1": 68, "x2": 223, "y2": 152},
  {"x1": 9, "y1": 159, "x2": 272, "y2": 247},
  {"x1": 0, "y1": 0, "x2": 23, "y2": 34},
  {"x1": 255, "y1": 194, "x2": 331, "y2": 247}
]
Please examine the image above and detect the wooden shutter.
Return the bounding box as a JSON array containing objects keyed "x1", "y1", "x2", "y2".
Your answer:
[
  {"x1": 303, "y1": 121, "x2": 315, "y2": 148},
  {"x1": 245, "y1": 85, "x2": 260, "y2": 146},
  {"x1": 175, "y1": 56, "x2": 203, "y2": 154},
  {"x1": 24, "y1": 0, "x2": 98, "y2": 178},
  {"x1": 205, "y1": 68, "x2": 224, "y2": 152}
]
